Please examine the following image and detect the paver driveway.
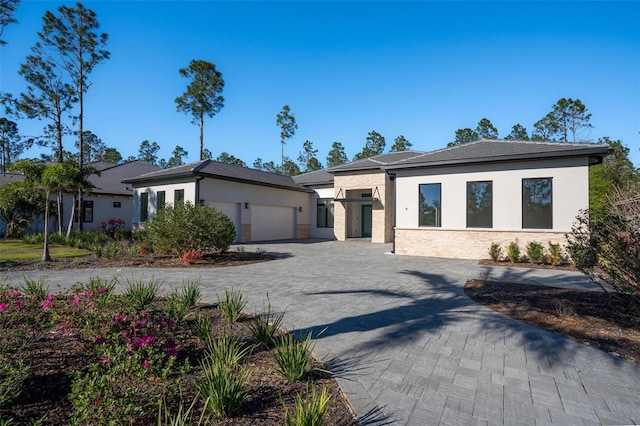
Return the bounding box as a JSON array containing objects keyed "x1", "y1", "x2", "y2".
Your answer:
[{"x1": 4, "y1": 240, "x2": 640, "y2": 425}]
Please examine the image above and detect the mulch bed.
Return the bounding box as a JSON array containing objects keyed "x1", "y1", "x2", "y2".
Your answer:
[
  {"x1": 465, "y1": 279, "x2": 640, "y2": 364},
  {"x1": 478, "y1": 259, "x2": 578, "y2": 271}
]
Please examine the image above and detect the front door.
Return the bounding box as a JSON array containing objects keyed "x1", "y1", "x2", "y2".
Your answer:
[{"x1": 361, "y1": 204, "x2": 372, "y2": 237}]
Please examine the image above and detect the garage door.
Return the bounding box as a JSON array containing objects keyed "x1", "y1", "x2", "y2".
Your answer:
[
  {"x1": 251, "y1": 205, "x2": 295, "y2": 241},
  {"x1": 209, "y1": 202, "x2": 241, "y2": 242}
]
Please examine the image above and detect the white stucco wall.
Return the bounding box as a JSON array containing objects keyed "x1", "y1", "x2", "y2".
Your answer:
[
  {"x1": 131, "y1": 179, "x2": 197, "y2": 228},
  {"x1": 394, "y1": 157, "x2": 589, "y2": 232}
]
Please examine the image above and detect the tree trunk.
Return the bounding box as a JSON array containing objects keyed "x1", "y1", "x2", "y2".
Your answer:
[
  {"x1": 66, "y1": 195, "x2": 76, "y2": 240},
  {"x1": 42, "y1": 193, "x2": 51, "y2": 262},
  {"x1": 57, "y1": 191, "x2": 63, "y2": 235},
  {"x1": 78, "y1": 78, "x2": 84, "y2": 231},
  {"x1": 199, "y1": 114, "x2": 204, "y2": 161}
]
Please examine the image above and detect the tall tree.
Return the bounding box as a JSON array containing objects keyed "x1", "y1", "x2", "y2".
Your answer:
[
  {"x1": 18, "y1": 50, "x2": 76, "y2": 163},
  {"x1": 202, "y1": 148, "x2": 212, "y2": 160},
  {"x1": 0, "y1": 0, "x2": 20, "y2": 46},
  {"x1": 216, "y1": 152, "x2": 246, "y2": 167},
  {"x1": 297, "y1": 140, "x2": 322, "y2": 172},
  {"x1": 102, "y1": 147, "x2": 122, "y2": 163},
  {"x1": 175, "y1": 59, "x2": 224, "y2": 160},
  {"x1": 137, "y1": 140, "x2": 160, "y2": 165},
  {"x1": 0, "y1": 117, "x2": 27, "y2": 172},
  {"x1": 589, "y1": 137, "x2": 639, "y2": 217},
  {"x1": 504, "y1": 124, "x2": 530, "y2": 140},
  {"x1": 475, "y1": 118, "x2": 499, "y2": 139},
  {"x1": 448, "y1": 128, "x2": 479, "y2": 147},
  {"x1": 38, "y1": 3, "x2": 109, "y2": 231},
  {"x1": 253, "y1": 158, "x2": 278, "y2": 173},
  {"x1": 276, "y1": 105, "x2": 298, "y2": 170},
  {"x1": 326, "y1": 141, "x2": 347, "y2": 167},
  {"x1": 281, "y1": 156, "x2": 300, "y2": 176},
  {"x1": 531, "y1": 112, "x2": 559, "y2": 141},
  {"x1": 76, "y1": 130, "x2": 106, "y2": 163},
  {"x1": 390, "y1": 135, "x2": 412, "y2": 152},
  {"x1": 353, "y1": 130, "x2": 385, "y2": 161},
  {"x1": 166, "y1": 145, "x2": 188, "y2": 168},
  {"x1": 534, "y1": 98, "x2": 592, "y2": 142}
]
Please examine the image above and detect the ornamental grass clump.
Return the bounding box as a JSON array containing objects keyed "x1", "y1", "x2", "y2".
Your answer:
[
  {"x1": 20, "y1": 276, "x2": 48, "y2": 300},
  {"x1": 124, "y1": 277, "x2": 162, "y2": 310},
  {"x1": 198, "y1": 355, "x2": 249, "y2": 418},
  {"x1": 284, "y1": 383, "x2": 330, "y2": 426},
  {"x1": 488, "y1": 242, "x2": 502, "y2": 262},
  {"x1": 192, "y1": 314, "x2": 213, "y2": 342},
  {"x1": 217, "y1": 288, "x2": 247, "y2": 323},
  {"x1": 249, "y1": 300, "x2": 285, "y2": 348},
  {"x1": 274, "y1": 330, "x2": 328, "y2": 382}
]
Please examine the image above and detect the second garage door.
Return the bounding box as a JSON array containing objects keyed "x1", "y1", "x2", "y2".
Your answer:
[
  {"x1": 209, "y1": 202, "x2": 241, "y2": 243},
  {"x1": 251, "y1": 205, "x2": 295, "y2": 241}
]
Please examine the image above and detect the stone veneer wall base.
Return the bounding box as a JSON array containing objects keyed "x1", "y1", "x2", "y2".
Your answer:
[{"x1": 394, "y1": 228, "x2": 569, "y2": 260}]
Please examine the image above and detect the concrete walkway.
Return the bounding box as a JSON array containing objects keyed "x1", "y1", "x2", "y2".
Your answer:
[{"x1": 3, "y1": 240, "x2": 639, "y2": 425}]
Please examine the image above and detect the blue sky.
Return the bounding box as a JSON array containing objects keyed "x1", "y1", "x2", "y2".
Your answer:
[{"x1": 2, "y1": 1, "x2": 639, "y2": 167}]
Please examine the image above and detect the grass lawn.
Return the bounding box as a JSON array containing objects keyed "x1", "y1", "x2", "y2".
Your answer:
[{"x1": 0, "y1": 239, "x2": 91, "y2": 261}]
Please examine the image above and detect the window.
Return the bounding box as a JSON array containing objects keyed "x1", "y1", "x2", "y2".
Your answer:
[
  {"x1": 113, "y1": 201, "x2": 121, "y2": 208},
  {"x1": 467, "y1": 181, "x2": 492, "y2": 228},
  {"x1": 174, "y1": 189, "x2": 184, "y2": 205},
  {"x1": 522, "y1": 178, "x2": 552, "y2": 229},
  {"x1": 157, "y1": 191, "x2": 166, "y2": 210},
  {"x1": 316, "y1": 198, "x2": 334, "y2": 228},
  {"x1": 82, "y1": 201, "x2": 93, "y2": 223},
  {"x1": 140, "y1": 192, "x2": 149, "y2": 222},
  {"x1": 74, "y1": 200, "x2": 94, "y2": 223},
  {"x1": 419, "y1": 183, "x2": 441, "y2": 227}
]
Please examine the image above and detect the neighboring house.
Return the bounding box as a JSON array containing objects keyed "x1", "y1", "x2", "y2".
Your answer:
[
  {"x1": 0, "y1": 160, "x2": 160, "y2": 234},
  {"x1": 121, "y1": 160, "x2": 314, "y2": 243},
  {"x1": 121, "y1": 139, "x2": 611, "y2": 259}
]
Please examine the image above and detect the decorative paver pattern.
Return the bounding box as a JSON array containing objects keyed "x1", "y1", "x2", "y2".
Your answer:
[{"x1": 5, "y1": 240, "x2": 639, "y2": 425}]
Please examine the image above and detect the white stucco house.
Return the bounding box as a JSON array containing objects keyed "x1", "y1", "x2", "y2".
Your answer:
[
  {"x1": 1, "y1": 160, "x2": 160, "y2": 235},
  {"x1": 121, "y1": 140, "x2": 611, "y2": 259}
]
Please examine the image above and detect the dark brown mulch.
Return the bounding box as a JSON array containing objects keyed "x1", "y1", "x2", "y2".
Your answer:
[
  {"x1": 0, "y1": 251, "x2": 276, "y2": 272},
  {"x1": 464, "y1": 279, "x2": 640, "y2": 364},
  {"x1": 0, "y1": 304, "x2": 358, "y2": 425},
  {"x1": 478, "y1": 259, "x2": 578, "y2": 271}
]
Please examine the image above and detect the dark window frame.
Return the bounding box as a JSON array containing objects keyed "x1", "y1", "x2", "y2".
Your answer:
[
  {"x1": 466, "y1": 181, "x2": 493, "y2": 228},
  {"x1": 174, "y1": 189, "x2": 184, "y2": 205},
  {"x1": 418, "y1": 183, "x2": 442, "y2": 227},
  {"x1": 157, "y1": 191, "x2": 166, "y2": 210},
  {"x1": 140, "y1": 192, "x2": 149, "y2": 222},
  {"x1": 522, "y1": 177, "x2": 553, "y2": 229},
  {"x1": 316, "y1": 198, "x2": 334, "y2": 228}
]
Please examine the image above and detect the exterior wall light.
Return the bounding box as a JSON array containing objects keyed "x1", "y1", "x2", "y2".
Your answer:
[
  {"x1": 298, "y1": 206, "x2": 303, "y2": 212},
  {"x1": 245, "y1": 202, "x2": 250, "y2": 209}
]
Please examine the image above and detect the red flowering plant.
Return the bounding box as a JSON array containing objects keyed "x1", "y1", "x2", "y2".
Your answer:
[
  {"x1": 181, "y1": 251, "x2": 203, "y2": 264},
  {"x1": 101, "y1": 217, "x2": 125, "y2": 238}
]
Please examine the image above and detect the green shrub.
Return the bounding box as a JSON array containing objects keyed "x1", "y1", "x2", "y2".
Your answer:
[
  {"x1": 146, "y1": 202, "x2": 235, "y2": 256},
  {"x1": 547, "y1": 241, "x2": 564, "y2": 266},
  {"x1": 284, "y1": 384, "x2": 330, "y2": 426},
  {"x1": 217, "y1": 288, "x2": 247, "y2": 323},
  {"x1": 507, "y1": 240, "x2": 521, "y2": 263},
  {"x1": 567, "y1": 208, "x2": 640, "y2": 306},
  {"x1": 274, "y1": 331, "x2": 326, "y2": 382},
  {"x1": 0, "y1": 356, "x2": 29, "y2": 407},
  {"x1": 526, "y1": 241, "x2": 545, "y2": 264},
  {"x1": 488, "y1": 242, "x2": 502, "y2": 262}
]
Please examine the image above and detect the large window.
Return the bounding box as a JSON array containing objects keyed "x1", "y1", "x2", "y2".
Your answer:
[
  {"x1": 316, "y1": 198, "x2": 334, "y2": 228},
  {"x1": 419, "y1": 183, "x2": 441, "y2": 227},
  {"x1": 522, "y1": 178, "x2": 552, "y2": 229},
  {"x1": 174, "y1": 189, "x2": 184, "y2": 205},
  {"x1": 157, "y1": 191, "x2": 166, "y2": 210},
  {"x1": 140, "y1": 192, "x2": 149, "y2": 222},
  {"x1": 467, "y1": 181, "x2": 493, "y2": 228}
]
